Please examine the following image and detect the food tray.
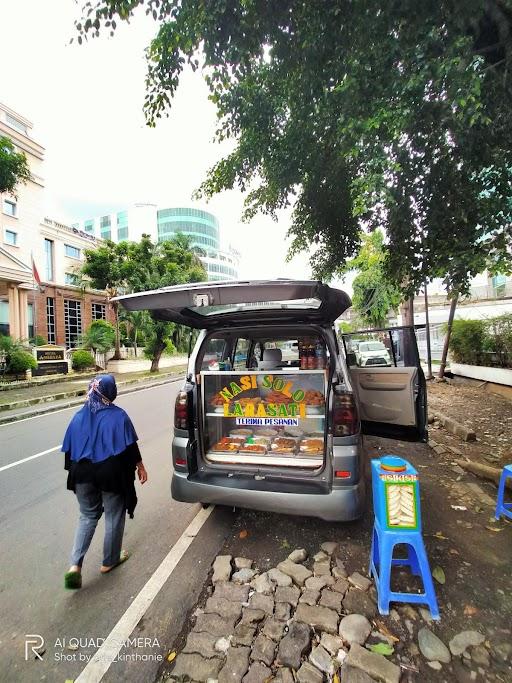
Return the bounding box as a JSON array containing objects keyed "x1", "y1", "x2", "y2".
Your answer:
[
  {"x1": 230, "y1": 428, "x2": 254, "y2": 436},
  {"x1": 239, "y1": 444, "x2": 267, "y2": 454}
]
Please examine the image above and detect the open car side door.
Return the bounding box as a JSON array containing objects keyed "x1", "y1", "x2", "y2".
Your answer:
[{"x1": 342, "y1": 326, "x2": 428, "y2": 442}]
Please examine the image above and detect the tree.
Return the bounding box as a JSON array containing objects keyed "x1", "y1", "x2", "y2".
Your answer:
[
  {"x1": 343, "y1": 231, "x2": 402, "y2": 329},
  {"x1": 119, "y1": 309, "x2": 151, "y2": 357},
  {"x1": 78, "y1": 1, "x2": 512, "y2": 296},
  {"x1": 81, "y1": 234, "x2": 206, "y2": 371},
  {"x1": 82, "y1": 319, "x2": 116, "y2": 367},
  {"x1": 81, "y1": 241, "x2": 131, "y2": 359},
  {"x1": 0, "y1": 136, "x2": 31, "y2": 195},
  {"x1": 126, "y1": 234, "x2": 206, "y2": 371}
]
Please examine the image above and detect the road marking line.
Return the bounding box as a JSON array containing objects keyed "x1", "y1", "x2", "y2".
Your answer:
[
  {"x1": 75, "y1": 504, "x2": 215, "y2": 683},
  {"x1": 0, "y1": 445, "x2": 61, "y2": 473},
  {"x1": 0, "y1": 377, "x2": 183, "y2": 428}
]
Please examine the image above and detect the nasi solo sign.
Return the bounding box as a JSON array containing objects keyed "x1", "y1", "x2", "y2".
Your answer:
[{"x1": 218, "y1": 374, "x2": 307, "y2": 427}]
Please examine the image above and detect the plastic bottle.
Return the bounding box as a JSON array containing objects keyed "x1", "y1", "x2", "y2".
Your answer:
[
  {"x1": 315, "y1": 340, "x2": 325, "y2": 369},
  {"x1": 307, "y1": 341, "x2": 316, "y2": 370},
  {"x1": 300, "y1": 339, "x2": 308, "y2": 370}
]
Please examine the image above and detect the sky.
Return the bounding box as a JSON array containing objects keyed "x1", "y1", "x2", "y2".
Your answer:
[{"x1": 1, "y1": 0, "x2": 355, "y2": 286}]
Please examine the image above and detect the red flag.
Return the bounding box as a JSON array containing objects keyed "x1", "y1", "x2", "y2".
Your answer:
[{"x1": 32, "y1": 254, "x2": 42, "y2": 287}]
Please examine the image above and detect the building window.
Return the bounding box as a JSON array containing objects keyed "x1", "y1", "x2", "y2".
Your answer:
[
  {"x1": 4, "y1": 229, "x2": 17, "y2": 246},
  {"x1": 64, "y1": 244, "x2": 81, "y2": 259},
  {"x1": 65, "y1": 272, "x2": 80, "y2": 286},
  {"x1": 100, "y1": 215, "x2": 111, "y2": 240},
  {"x1": 92, "y1": 302, "x2": 106, "y2": 321},
  {"x1": 2, "y1": 199, "x2": 17, "y2": 217},
  {"x1": 0, "y1": 300, "x2": 9, "y2": 336},
  {"x1": 6, "y1": 113, "x2": 28, "y2": 135},
  {"x1": 46, "y1": 297, "x2": 56, "y2": 344},
  {"x1": 64, "y1": 299, "x2": 82, "y2": 348},
  {"x1": 84, "y1": 219, "x2": 94, "y2": 234},
  {"x1": 117, "y1": 211, "x2": 128, "y2": 241},
  {"x1": 44, "y1": 239, "x2": 54, "y2": 281},
  {"x1": 27, "y1": 303, "x2": 34, "y2": 339}
]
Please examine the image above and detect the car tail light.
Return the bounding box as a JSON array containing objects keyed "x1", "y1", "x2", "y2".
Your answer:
[
  {"x1": 174, "y1": 390, "x2": 190, "y2": 430},
  {"x1": 332, "y1": 391, "x2": 359, "y2": 436},
  {"x1": 335, "y1": 470, "x2": 351, "y2": 479},
  {"x1": 175, "y1": 457, "x2": 187, "y2": 466}
]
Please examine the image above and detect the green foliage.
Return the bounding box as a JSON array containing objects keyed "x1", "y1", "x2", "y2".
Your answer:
[
  {"x1": 71, "y1": 349, "x2": 96, "y2": 370},
  {"x1": 81, "y1": 234, "x2": 206, "y2": 371},
  {"x1": 338, "y1": 321, "x2": 354, "y2": 334},
  {"x1": 447, "y1": 314, "x2": 512, "y2": 368},
  {"x1": 77, "y1": 1, "x2": 512, "y2": 296},
  {"x1": 8, "y1": 350, "x2": 37, "y2": 375},
  {"x1": 30, "y1": 335, "x2": 47, "y2": 347},
  {"x1": 83, "y1": 319, "x2": 116, "y2": 353},
  {"x1": 0, "y1": 136, "x2": 31, "y2": 196},
  {"x1": 447, "y1": 320, "x2": 487, "y2": 365},
  {"x1": 344, "y1": 231, "x2": 402, "y2": 328}
]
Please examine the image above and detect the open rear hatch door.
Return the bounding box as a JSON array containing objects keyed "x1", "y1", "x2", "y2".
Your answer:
[{"x1": 115, "y1": 280, "x2": 351, "y2": 329}]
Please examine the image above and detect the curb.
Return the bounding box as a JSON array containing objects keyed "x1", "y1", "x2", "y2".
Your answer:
[
  {"x1": 430, "y1": 410, "x2": 477, "y2": 442},
  {"x1": 0, "y1": 374, "x2": 185, "y2": 425}
]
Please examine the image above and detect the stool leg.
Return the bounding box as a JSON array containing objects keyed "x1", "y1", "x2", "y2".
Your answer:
[
  {"x1": 407, "y1": 544, "x2": 421, "y2": 577},
  {"x1": 376, "y1": 533, "x2": 394, "y2": 616},
  {"x1": 495, "y1": 471, "x2": 506, "y2": 521},
  {"x1": 413, "y1": 538, "x2": 440, "y2": 620}
]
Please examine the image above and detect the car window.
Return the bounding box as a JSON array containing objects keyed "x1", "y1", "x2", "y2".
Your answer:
[
  {"x1": 343, "y1": 328, "x2": 420, "y2": 369},
  {"x1": 233, "y1": 338, "x2": 251, "y2": 370},
  {"x1": 200, "y1": 337, "x2": 228, "y2": 370}
]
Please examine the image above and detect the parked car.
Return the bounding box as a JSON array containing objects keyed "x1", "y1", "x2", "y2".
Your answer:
[
  {"x1": 116, "y1": 280, "x2": 427, "y2": 522},
  {"x1": 356, "y1": 341, "x2": 392, "y2": 367}
]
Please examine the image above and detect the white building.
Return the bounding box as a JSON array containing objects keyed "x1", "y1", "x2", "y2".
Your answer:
[{"x1": 0, "y1": 102, "x2": 110, "y2": 346}]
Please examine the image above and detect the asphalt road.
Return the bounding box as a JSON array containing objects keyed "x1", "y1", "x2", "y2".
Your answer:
[{"x1": 0, "y1": 380, "x2": 234, "y2": 683}]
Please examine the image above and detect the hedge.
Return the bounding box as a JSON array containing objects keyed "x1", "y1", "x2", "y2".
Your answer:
[{"x1": 447, "y1": 314, "x2": 512, "y2": 368}]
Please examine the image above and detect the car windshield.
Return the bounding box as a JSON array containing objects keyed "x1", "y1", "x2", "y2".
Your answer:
[{"x1": 360, "y1": 342, "x2": 386, "y2": 352}]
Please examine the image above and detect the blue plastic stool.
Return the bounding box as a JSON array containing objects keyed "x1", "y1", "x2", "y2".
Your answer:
[
  {"x1": 495, "y1": 464, "x2": 512, "y2": 521},
  {"x1": 369, "y1": 456, "x2": 440, "y2": 620}
]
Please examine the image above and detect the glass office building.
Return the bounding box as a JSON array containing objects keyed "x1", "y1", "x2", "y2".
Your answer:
[{"x1": 75, "y1": 205, "x2": 239, "y2": 281}]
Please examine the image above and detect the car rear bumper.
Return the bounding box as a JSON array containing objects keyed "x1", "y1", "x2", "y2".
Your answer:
[{"x1": 171, "y1": 471, "x2": 366, "y2": 522}]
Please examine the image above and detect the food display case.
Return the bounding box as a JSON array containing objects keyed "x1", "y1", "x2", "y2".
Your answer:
[{"x1": 201, "y1": 370, "x2": 327, "y2": 468}]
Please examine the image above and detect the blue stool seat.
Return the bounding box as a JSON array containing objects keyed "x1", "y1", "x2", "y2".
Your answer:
[
  {"x1": 495, "y1": 464, "x2": 512, "y2": 522},
  {"x1": 370, "y1": 519, "x2": 440, "y2": 620}
]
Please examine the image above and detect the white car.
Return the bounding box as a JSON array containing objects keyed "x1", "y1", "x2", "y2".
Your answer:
[{"x1": 356, "y1": 341, "x2": 392, "y2": 367}]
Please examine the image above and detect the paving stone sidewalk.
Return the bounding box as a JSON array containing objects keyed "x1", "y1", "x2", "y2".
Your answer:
[{"x1": 158, "y1": 541, "x2": 507, "y2": 683}]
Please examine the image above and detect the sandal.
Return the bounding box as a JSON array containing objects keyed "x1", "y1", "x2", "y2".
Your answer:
[
  {"x1": 100, "y1": 549, "x2": 130, "y2": 574},
  {"x1": 64, "y1": 571, "x2": 82, "y2": 590}
]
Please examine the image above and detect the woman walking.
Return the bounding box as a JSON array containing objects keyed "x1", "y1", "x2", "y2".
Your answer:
[{"x1": 62, "y1": 374, "x2": 147, "y2": 589}]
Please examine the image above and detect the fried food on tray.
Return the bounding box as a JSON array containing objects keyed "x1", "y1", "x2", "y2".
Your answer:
[
  {"x1": 210, "y1": 393, "x2": 227, "y2": 406},
  {"x1": 211, "y1": 441, "x2": 239, "y2": 452},
  {"x1": 304, "y1": 390, "x2": 325, "y2": 406},
  {"x1": 254, "y1": 428, "x2": 278, "y2": 437},
  {"x1": 270, "y1": 446, "x2": 296, "y2": 455},
  {"x1": 299, "y1": 438, "x2": 324, "y2": 453},
  {"x1": 239, "y1": 444, "x2": 267, "y2": 454},
  {"x1": 230, "y1": 428, "x2": 253, "y2": 436},
  {"x1": 236, "y1": 396, "x2": 262, "y2": 407},
  {"x1": 271, "y1": 437, "x2": 297, "y2": 449},
  {"x1": 265, "y1": 390, "x2": 294, "y2": 405}
]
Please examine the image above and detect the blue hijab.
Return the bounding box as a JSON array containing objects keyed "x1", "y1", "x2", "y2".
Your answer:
[{"x1": 62, "y1": 374, "x2": 138, "y2": 464}]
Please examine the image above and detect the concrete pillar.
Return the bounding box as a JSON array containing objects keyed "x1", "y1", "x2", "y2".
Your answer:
[
  {"x1": 19, "y1": 289, "x2": 28, "y2": 340},
  {"x1": 8, "y1": 285, "x2": 20, "y2": 339}
]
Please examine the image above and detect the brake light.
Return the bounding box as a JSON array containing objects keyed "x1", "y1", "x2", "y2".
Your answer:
[
  {"x1": 335, "y1": 470, "x2": 351, "y2": 479},
  {"x1": 174, "y1": 390, "x2": 190, "y2": 430},
  {"x1": 175, "y1": 457, "x2": 187, "y2": 466},
  {"x1": 332, "y1": 391, "x2": 359, "y2": 436}
]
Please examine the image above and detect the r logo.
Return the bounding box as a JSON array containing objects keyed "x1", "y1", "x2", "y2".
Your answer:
[{"x1": 25, "y1": 634, "x2": 45, "y2": 661}]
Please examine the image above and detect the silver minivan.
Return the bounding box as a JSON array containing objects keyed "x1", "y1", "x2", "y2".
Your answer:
[{"x1": 117, "y1": 280, "x2": 427, "y2": 521}]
